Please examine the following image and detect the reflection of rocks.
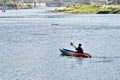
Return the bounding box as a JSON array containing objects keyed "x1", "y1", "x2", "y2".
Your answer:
[
  {"x1": 51, "y1": 23, "x2": 59, "y2": 25},
  {"x1": 51, "y1": 23, "x2": 66, "y2": 26}
]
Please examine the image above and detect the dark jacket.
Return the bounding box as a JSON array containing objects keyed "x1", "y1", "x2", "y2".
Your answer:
[{"x1": 76, "y1": 46, "x2": 84, "y2": 53}]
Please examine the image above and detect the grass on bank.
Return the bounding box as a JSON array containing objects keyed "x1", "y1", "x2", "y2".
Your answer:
[{"x1": 55, "y1": 5, "x2": 120, "y2": 14}]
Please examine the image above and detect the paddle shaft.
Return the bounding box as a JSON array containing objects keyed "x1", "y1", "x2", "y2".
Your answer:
[
  {"x1": 70, "y1": 42, "x2": 77, "y2": 48},
  {"x1": 72, "y1": 45, "x2": 76, "y2": 48}
]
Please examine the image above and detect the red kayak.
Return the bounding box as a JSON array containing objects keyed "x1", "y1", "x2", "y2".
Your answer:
[{"x1": 60, "y1": 48, "x2": 91, "y2": 58}]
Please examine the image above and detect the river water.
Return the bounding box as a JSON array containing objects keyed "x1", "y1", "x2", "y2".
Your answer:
[{"x1": 0, "y1": 7, "x2": 120, "y2": 80}]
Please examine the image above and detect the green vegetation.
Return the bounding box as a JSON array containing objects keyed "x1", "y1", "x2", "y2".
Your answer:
[
  {"x1": 55, "y1": 5, "x2": 120, "y2": 14},
  {"x1": 0, "y1": 0, "x2": 34, "y2": 9}
]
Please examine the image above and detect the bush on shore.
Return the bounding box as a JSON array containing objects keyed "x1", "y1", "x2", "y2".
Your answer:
[{"x1": 55, "y1": 5, "x2": 120, "y2": 14}]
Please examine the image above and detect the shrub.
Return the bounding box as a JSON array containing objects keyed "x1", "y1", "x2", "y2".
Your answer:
[{"x1": 55, "y1": 5, "x2": 120, "y2": 14}]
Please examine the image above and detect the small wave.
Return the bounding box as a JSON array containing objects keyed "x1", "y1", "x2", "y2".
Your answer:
[
  {"x1": 94, "y1": 60, "x2": 113, "y2": 63},
  {"x1": 92, "y1": 56, "x2": 120, "y2": 59},
  {"x1": 29, "y1": 33, "x2": 48, "y2": 36}
]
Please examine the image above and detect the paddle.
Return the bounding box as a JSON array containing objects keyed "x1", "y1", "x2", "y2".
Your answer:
[{"x1": 70, "y1": 42, "x2": 76, "y2": 48}]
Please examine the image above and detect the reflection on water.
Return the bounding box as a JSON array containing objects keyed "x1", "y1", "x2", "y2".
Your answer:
[
  {"x1": 61, "y1": 55, "x2": 116, "y2": 64},
  {"x1": 0, "y1": 8, "x2": 71, "y2": 18},
  {"x1": 0, "y1": 14, "x2": 69, "y2": 18}
]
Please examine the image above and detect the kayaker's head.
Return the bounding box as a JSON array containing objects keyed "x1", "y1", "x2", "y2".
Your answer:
[{"x1": 79, "y1": 43, "x2": 82, "y2": 46}]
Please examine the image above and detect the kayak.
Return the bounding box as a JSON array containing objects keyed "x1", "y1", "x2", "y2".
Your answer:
[{"x1": 60, "y1": 48, "x2": 91, "y2": 58}]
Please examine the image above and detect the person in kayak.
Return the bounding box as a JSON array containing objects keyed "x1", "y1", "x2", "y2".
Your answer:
[{"x1": 75, "y1": 43, "x2": 84, "y2": 53}]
